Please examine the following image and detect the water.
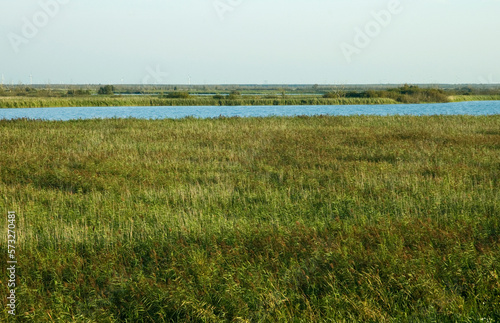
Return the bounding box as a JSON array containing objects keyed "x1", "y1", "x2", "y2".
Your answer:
[{"x1": 0, "y1": 101, "x2": 499, "y2": 121}]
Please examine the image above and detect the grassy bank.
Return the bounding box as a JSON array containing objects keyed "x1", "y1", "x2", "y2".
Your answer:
[
  {"x1": 2, "y1": 84, "x2": 500, "y2": 108},
  {"x1": 450, "y1": 95, "x2": 500, "y2": 102},
  {"x1": 1, "y1": 116, "x2": 499, "y2": 322},
  {"x1": 0, "y1": 96, "x2": 399, "y2": 108},
  {"x1": 2, "y1": 95, "x2": 499, "y2": 109}
]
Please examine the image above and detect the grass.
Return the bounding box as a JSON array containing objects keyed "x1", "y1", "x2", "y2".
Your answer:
[
  {"x1": 450, "y1": 95, "x2": 500, "y2": 102},
  {"x1": 2, "y1": 84, "x2": 500, "y2": 108},
  {"x1": 0, "y1": 115, "x2": 499, "y2": 322},
  {"x1": 0, "y1": 96, "x2": 398, "y2": 108},
  {"x1": 1, "y1": 95, "x2": 499, "y2": 109},
  {"x1": 1, "y1": 85, "x2": 500, "y2": 109}
]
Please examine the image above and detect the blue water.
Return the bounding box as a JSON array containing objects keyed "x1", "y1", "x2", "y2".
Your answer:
[{"x1": 0, "y1": 101, "x2": 499, "y2": 121}]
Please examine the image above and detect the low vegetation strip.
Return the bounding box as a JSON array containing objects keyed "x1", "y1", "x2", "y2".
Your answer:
[
  {"x1": 0, "y1": 96, "x2": 398, "y2": 108},
  {"x1": 0, "y1": 116, "x2": 499, "y2": 321},
  {"x1": 450, "y1": 95, "x2": 500, "y2": 102},
  {"x1": 1, "y1": 84, "x2": 499, "y2": 108}
]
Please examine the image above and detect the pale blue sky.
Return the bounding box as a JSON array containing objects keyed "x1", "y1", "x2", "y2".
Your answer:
[{"x1": 1, "y1": 0, "x2": 499, "y2": 85}]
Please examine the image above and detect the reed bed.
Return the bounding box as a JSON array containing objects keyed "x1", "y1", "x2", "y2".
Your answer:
[
  {"x1": 450, "y1": 95, "x2": 500, "y2": 102},
  {"x1": 0, "y1": 97, "x2": 398, "y2": 108},
  {"x1": 0, "y1": 116, "x2": 499, "y2": 322}
]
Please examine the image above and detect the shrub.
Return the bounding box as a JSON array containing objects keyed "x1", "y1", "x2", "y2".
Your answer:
[
  {"x1": 98, "y1": 85, "x2": 115, "y2": 95},
  {"x1": 67, "y1": 89, "x2": 91, "y2": 96},
  {"x1": 166, "y1": 91, "x2": 190, "y2": 99},
  {"x1": 228, "y1": 90, "x2": 242, "y2": 99},
  {"x1": 322, "y1": 92, "x2": 337, "y2": 99}
]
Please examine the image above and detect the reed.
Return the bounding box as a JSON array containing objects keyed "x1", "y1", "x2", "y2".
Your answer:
[
  {"x1": 450, "y1": 95, "x2": 500, "y2": 102},
  {"x1": 0, "y1": 116, "x2": 499, "y2": 322},
  {"x1": 0, "y1": 96, "x2": 398, "y2": 108}
]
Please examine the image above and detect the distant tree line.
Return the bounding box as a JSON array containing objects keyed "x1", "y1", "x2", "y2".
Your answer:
[{"x1": 1, "y1": 84, "x2": 500, "y2": 101}]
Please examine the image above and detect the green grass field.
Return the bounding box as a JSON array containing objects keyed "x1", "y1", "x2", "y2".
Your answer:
[{"x1": 1, "y1": 116, "x2": 499, "y2": 322}]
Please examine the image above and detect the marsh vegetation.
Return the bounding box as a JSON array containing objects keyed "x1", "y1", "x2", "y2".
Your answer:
[
  {"x1": 1, "y1": 116, "x2": 499, "y2": 321},
  {"x1": 1, "y1": 84, "x2": 499, "y2": 108}
]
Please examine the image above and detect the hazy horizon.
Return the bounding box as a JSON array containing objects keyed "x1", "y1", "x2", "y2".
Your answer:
[{"x1": 2, "y1": 0, "x2": 500, "y2": 85}]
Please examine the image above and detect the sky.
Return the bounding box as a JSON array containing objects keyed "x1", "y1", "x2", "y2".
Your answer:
[{"x1": 1, "y1": 0, "x2": 500, "y2": 85}]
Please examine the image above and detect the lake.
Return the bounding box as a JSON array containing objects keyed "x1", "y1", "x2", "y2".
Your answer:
[{"x1": 0, "y1": 101, "x2": 499, "y2": 121}]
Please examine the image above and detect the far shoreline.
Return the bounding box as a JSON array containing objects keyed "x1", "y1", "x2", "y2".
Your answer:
[{"x1": 1, "y1": 95, "x2": 500, "y2": 109}]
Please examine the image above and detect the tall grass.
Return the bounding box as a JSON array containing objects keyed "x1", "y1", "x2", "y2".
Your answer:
[
  {"x1": 2, "y1": 94, "x2": 499, "y2": 108},
  {"x1": 0, "y1": 116, "x2": 499, "y2": 322},
  {"x1": 0, "y1": 96, "x2": 398, "y2": 108},
  {"x1": 451, "y1": 95, "x2": 500, "y2": 102}
]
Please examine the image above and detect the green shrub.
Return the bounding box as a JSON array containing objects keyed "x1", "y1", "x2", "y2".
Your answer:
[
  {"x1": 98, "y1": 85, "x2": 115, "y2": 95},
  {"x1": 165, "y1": 91, "x2": 190, "y2": 99}
]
